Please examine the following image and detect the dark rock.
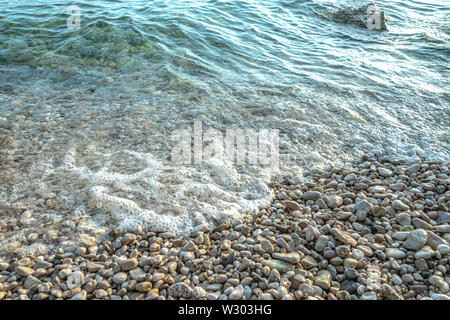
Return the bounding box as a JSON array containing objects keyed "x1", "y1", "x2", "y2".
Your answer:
[{"x1": 340, "y1": 280, "x2": 358, "y2": 294}]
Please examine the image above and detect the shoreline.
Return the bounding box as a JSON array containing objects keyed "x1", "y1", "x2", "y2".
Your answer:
[{"x1": 0, "y1": 155, "x2": 449, "y2": 300}]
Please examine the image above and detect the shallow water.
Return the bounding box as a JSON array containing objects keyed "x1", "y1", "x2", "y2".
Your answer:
[{"x1": 0, "y1": 0, "x2": 449, "y2": 252}]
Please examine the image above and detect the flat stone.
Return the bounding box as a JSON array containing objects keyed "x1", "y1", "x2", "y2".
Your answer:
[
  {"x1": 300, "y1": 256, "x2": 318, "y2": 269},
  {"x1": 193, "y1": 287, "x2": 207, "y2": 299},
  {"x1": 372, "y1": 206, "x2": 387, "y2": 217},
  {"x1": 344, "y1": 268, "x2": 358, "y2": 280},
  {"x1": 284, "y1": 200, "x2": 302, "y2": 211},
  {"x1": 298, "y1": 283, "x2": 315, "y2": 297},
  {"x1": 24, "y1": 275, "x2": 41, "y2": 289},
  {"x1": 33, "y1": 261, "x2": 52, "y2": 270},
  {"x1": 392, "y1": 232, "x2": 409, "y2": 241},
  {"x1": 15, "y1": 266, "x2": 34, "y2": 277},
  {"x1": 429, "y1": 292, "x2": 450, "y2": 300},
  {"x1": 377, "y1": 167, "x2": 392, "y2": 177},
  {"x1": 215, "y1": 274, "x2": 228, "y2": 283},
  {"x1": 331, "y1": 228, "x2": 357, "y2": 247},
  {"x1": 406, "y1": 163, "x2": 420, "y2": 173},
  {"x1": 435, "y1": 225, "x2": 450, "y2": 233},
  {"x1": 400, "y1": 225, "x2": 414, "y2": 231},
  {"x1": 180, "y1": 251, "x2": 195, "y2": 261},
  {"x1": 343, "y1": 258, "x2": 358, "y2": 269},
  {"x1": 261, "y1": 259, "x2": 293, "y2": 273},
  {"x1": 389, "y1": 183, "x2": 406, "y2": 191},
  {"x1": 415, "y1": 247, "x2": 434, "y2": 260},
  {"x1": 272, "y1": 252, "x2": 300, "y2": 264},
  {"x1": 411, "y1": 285, "x2": 428, "y2": 294},
  {"x1": 392, "y1": 200, "x2": 409, "y2": 211},
  {"x1": 386, "y1": 248, "x2": 406, "y2": 259},
  {"x1": 426, "y1": 231, "x2": 447, "y2": 250},
  {"x1": 412, "y1": 218, "x2": 432, "y2": 230},
  {"x1": 303, "y1": 191, "x2": 322, "y2": 201},
  {"x1": 86, "y1": 262, "x2": 103, "y2": 272}
]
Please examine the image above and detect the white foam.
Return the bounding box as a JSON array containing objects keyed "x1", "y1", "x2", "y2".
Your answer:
[{"x1": 55, "y1": 147, "x2": 275, "y2": 235}]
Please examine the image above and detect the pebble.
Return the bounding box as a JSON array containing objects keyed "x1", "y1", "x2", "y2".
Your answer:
[
  {"x1": 70, "y1": 290, "x2": 87, "y2": 300},
  {"x1": 0, "y1": 156, "x2": 448, "y2": 301},
  {"x1": 397, "y1": 213, "x2": 412, "y2": 226},
  {"x1": 355, "y1": 200, "x2": 372, "y2": 214},
  {"x1": 272, "y1": 252, "x2": 300, "y2": 264},
  {"x1": 262, "y1": 259, "x2": 293, "y2": 273},
  {"x1": 120, "y1": 258, "x2": 138, "y2": 271},
  {"x1": 392, "y1": 200, "x2": 409, "y2": 211},
  {"x1": 336, "y1": 245, "x2": 351, "y2": 258},
  {"x1": 331, "y1": 228, "x2": 357, "y2": 247},
  {"x1": 326, "y1": 195, "x2": 343, "y2": 208},
  {"x1": 15, "y1": 267, "x2": 34, "y2": 277},
  {"x1": 261, "y1": 239, "x2": 274, "y2": 253},
  {"x1": 426, "y1": 231, "x2": 447, "y2": 250},
  {"x1": 392, "y1": 274, "x2": 403, "y2": 285},
  {"x1": 300, "y1": 256, "x2": 318, "y2": 269},
  {"x1": 112, "y1": 272, "x2": 128, "y2": 285},
  {"x1": 386, "y1": 248, "x2": 406, "y2": 259},
  {"x1": 437, "y1": 244, "x2": 450, "y2": 255},
  {"x1": 193, "y1": 287, "x2": 207, "y2": 299},
  {"x1": 314, "y1": 270, "x2": 331, "y2": 290},
  {"x1": 429, "y1": 275, "x2": 445, "y2": 289},
  {"x1": 403, "y1": 229, "x2": 428, "y2": 250},
  {"x1": 377, "y1": 167, "x2": 393, "y2": 177},
  {"x1": 168, "y1": 282, "x2": 193, "y2": 299},
  {"x1": 360, "y1": 291, "x2": 377, "y2": 300},
  {"x1": 415, "y1": 247, "x2": 434, "y2": 260},
  {"x1": 314, "y1": 235, "x2": 329, "y2": 252},
  {"x1": 303, "y1": 191, "x2": 322, "y2": 201},
  {"x1": 229, "y1": 285, "x2": 243, "y2": 300}
]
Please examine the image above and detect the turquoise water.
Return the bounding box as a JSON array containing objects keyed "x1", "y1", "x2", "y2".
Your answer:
[{"x1": 0, "y1": 0, "x2": 449, "y2": 242}]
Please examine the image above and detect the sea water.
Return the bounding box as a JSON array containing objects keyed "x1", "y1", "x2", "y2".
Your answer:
[{"x1": 0, "y1": 0, "x2": 448, "y2": 252}]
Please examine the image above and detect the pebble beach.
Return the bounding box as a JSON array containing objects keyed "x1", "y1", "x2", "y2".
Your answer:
[
  {"x1": 1, "y1": 0, "x2": 449, "y2": 302},
  {"x1": 1, "y1": 155, "x2": 449, "y2": 300}
]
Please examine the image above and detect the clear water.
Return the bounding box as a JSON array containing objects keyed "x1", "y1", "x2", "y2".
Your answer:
[{"x1": 0, "y1": 0, "x2": 449, "y2": 250}]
